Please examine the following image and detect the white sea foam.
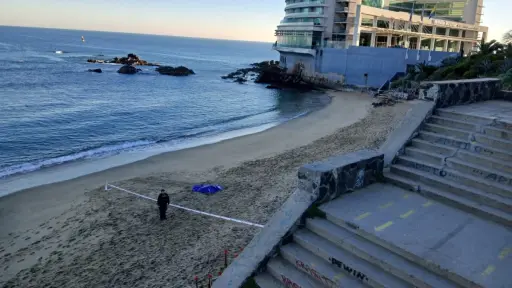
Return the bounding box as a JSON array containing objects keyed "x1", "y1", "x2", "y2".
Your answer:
[{"x1": 0, "y1": 140, "x2": 155, "y2": 178}]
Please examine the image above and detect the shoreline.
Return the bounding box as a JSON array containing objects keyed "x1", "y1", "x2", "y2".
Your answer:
[
  {"x1": 0, "y1": 95, "x2": 327, "y2": 197},
  {"x1": 0, "y1": 91, "x2": 414, "y2": 287}
]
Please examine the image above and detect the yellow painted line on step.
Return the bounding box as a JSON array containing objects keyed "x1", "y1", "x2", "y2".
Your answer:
[
  {"x1": 400, "y1": 210, "x2": 415, "y2": 219},
  {"x1": 422, "y1": 200, "x2": 434, "y2": 207},
  {"x1": 498, "y1": 247, "x2": 512, "y2": 260},
  {"x1": 481, "y1": 265, "x2": 495, "y2": 277},
  {"x1": 379, "y1": 202, "x2": 393, "y2": 209},
  {"x1": 375, "y1": 221, "x2": 393, "y2": 232},
  {"x1": 333, "y1": 272, "x2": 345, "y2": 282},
  {"x1": 355, "y1": 212, "x2": 371, "y2": 221}
]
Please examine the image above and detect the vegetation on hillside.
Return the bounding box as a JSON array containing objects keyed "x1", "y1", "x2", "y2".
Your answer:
[{"x1": 392, "y1": 38, "x2": 512, "y2": 90}]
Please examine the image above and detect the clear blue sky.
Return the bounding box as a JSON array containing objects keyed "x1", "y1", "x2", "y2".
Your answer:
[{"x1": 0, "y1": 0, "x2": 509, "y2": 42}]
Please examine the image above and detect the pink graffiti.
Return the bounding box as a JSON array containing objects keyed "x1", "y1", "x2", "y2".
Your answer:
[{"x1": 280, "y1": 275, "x2": 302, "y2": 288}]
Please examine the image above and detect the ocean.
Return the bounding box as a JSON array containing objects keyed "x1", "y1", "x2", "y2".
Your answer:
[{"x1": 0, "y1": 26, "x2": 329, "y2": 190}]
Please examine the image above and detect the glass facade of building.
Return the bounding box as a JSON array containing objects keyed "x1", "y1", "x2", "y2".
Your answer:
[
  {"x1": 275, "y1": 31, "x2": 323, "y2": 48},
  {"x1": 388, "y1": 1, "x2": 466, "y2": 22}
]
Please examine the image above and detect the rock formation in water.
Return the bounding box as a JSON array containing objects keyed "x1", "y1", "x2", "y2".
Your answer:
[
  {"x1": 88, "y1": 68, "x2": 102, "y2": 73},
  {"x1": 117, "y1": 65, "x2": 138, "y2": 74},
  {"x1": 87, "y1": 53, "x2": 160, "y2": 66},
  {"x1": 155, "y1": 66, "x2": 195, "y2": 76},
  {"x1": 222, "y1": 60, "x2": 314, "y2": 90}
]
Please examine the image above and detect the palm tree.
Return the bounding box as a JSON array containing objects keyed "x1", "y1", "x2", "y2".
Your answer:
[
  {"x1": 476, "y1": 39, "x2": 503, "y2": 56},
  {"x1": 504, "y1": 30, "x2": 512, "y2": 44}
]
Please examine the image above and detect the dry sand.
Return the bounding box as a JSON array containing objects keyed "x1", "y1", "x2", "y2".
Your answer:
[{"x1": 0, "y1": 91, "x2": 413, "y2": 288}]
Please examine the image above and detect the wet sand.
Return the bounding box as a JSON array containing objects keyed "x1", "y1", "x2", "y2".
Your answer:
[{"x1": 0, "y1": 91, "x2": 413, "y2": 288}]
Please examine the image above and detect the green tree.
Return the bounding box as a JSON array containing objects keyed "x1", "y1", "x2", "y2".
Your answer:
[
  {"x1": 503, "y1": 30, "x2": 512, "y2": 44},
  {"x1": 475, "y1": 39, "x2": 503, "y2": 56}
]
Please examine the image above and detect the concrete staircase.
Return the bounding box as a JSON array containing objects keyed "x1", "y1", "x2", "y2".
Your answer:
[{"x1": 254, "y1": 104, "x2": 512, "y2": 288}]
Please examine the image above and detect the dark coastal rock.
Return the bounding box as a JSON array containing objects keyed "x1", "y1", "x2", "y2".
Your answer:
[
  {"x1": 234, "y1": 77, "x2": 247, "y2": 84},
  {"x1": 117, "y1": 65, "x2": 138, "y2": 74},
  {"x1": 87, "y1": 54, "x2": 160, "y2": 66},
  {"x1": 222, "y1": 60, "x2": 314, "y2": 91},
  {"x1": 156, "y1": 66, "x2": 195, "y2": 76},
  {"x1": 88, "y1": 68, "x2": 102, "y2": 73}
]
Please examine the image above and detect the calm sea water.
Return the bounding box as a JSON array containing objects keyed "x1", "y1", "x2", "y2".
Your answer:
[{"x1": 0, "y1": 26, "x2": 329, "y2": 180}]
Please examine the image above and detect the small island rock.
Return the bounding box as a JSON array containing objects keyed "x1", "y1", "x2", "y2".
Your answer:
[
  {"x1": 88, "y1": 68, "x2": 102, "y2": 73},
  {"x1": 117, "y1": 65, "x2": 138, "y2": 74},
  {"x1": 156, "y1": 66, "x2": 195, "y2": 76}
]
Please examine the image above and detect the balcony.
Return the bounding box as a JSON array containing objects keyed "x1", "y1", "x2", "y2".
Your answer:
[
  {"x1": 285, "y1": 0, "x2": 327, "y2": 9},
  {"x1": 334, "y1": 17, "x2": 348, "y2": 23},
  {"x1": 335, "y1": 7, "x2": 350, "y2": 13},
  {"x1": 284, "y1": 11, "x2": 326, "y2": 18}
]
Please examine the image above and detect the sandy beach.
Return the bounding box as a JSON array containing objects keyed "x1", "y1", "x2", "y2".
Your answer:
[{"x1": 0, "y1": 91, "x2": 413, "y2": 288}]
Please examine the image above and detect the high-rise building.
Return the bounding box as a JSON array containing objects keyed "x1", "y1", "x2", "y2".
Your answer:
[{"x1": 274, "y1": 0, "x2": 488, "y2": 53}]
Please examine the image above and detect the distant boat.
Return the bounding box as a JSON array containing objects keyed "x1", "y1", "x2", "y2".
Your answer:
[
  {"x1": 55, "y1": 50, "x2": 64, "y2": 54},
  {"x1": 81, "y1": 36, "x2": 85, "y2": 42}
]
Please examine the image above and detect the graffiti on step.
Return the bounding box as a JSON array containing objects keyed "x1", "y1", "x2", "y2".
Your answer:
[
  {"x1": 484, "y1": 173, "x2": 512, "y2": 185},
  {"x1": 474, "y1": 145, "x2": 494, "y2": 156},
  {"x1": 434, "y1": 137, "x2": 469, "y2": 149},
  {"x1": 330, "y1": 257, "x2": 369, "y2": 282},
  {"x1": 295, "y1": 260, "x2": 337, "y2": 287},
  {"x1": 405, "y1": 161, "x2": 441, "y2": 175},
  {"x1": 280, "y1": 274, "x2": 302, "y2": 288}
]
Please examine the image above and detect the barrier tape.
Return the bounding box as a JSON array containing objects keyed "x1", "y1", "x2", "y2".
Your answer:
[{"x1": 105, "y1": 183, "x2": 265, "y2": 228}]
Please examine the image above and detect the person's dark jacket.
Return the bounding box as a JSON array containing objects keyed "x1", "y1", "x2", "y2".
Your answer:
[{"x1": 157, "y1": 193, "x2": 170, "y2": 207}]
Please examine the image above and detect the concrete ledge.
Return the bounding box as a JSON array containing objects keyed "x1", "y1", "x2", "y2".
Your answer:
[
  {"x1": 298, "y1": 149, "x2": 384, "y2": 204},
  {"x1": 212, "y1": 189, "x2": 315, "y2": 288},
  {"x1": 379, "y1": 100, "x2": 435, "y2": 167}
]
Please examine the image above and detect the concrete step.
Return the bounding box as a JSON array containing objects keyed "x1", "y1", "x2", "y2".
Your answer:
[
  {"x1": 422, "y1": 123, "x2": 471, "y2": 140},
  {"x1": 305, "y1": 218, "x2": 457, "y2": 288},
  {"x1": 280, "y1": 243, "x2": 366, "y2": 288},
  {"x1": 436, "y1": 109, "x2": 512, "y2": 132},
  {"x1": 403, "y1": 146, "x2": 444, "y2": 166},
  {"x1": 428, "y1": 115, "x2": 478, "y2": 131},
  {"x1": 254, "y1": 272, "x2": 285, "y2": 288},
  {"x1": 435, "y1": 109, "x2": 495, "y2": 126},
  {"x1": 384, "y1": 172, "x2": 512, "y2": 227},
  {"x1": 418, "y1": 131, "x2": 512, "y2": 162},
  {"x1": 418, "y1": 131, "x2": 470, "y2": 149},
  {"x1": 391, "y1": 163, "x2": 512, "y2": 213},
  {"x1": 473, "y1": 133, "x2": 512, "y2": 151},
  {"x1": 410, "y1": 138, "x2": 456, "y2": 155},
  {"x1": 293, "y1": 228, "x2": 410, "y2": 288},
  {"x1": 318, "y1": 206, "x2": 483, "y2": 288},
  {"x1": 266, "y1": 257, "x2": 322, "y2": 288},
  {"x1": 455, "y1": 149, "x2": 512, "y2": 175},
  {"x1": 396, "y1": 155, "x2": 512, "y2": 200},
  {"x1": 445, "y1": 157, "x2": 512, "y2": 189},
  {"x1": 482, "y1": 126, "x2": 512, "y2": 141}
]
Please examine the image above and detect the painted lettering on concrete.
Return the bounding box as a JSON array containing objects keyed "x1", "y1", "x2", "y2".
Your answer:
[
  {"x1": 295, "y1": 260, "x2": 337, "y2": 287},
  {"x1": 484, "y1": 173, "x2": 512, "y2": 185},
  {"x1": 330, "y1": 257, "x2": 369, "y2": 282},
  {"x1": 280, "y1": 274, "x2": 302, "y2": 288}
]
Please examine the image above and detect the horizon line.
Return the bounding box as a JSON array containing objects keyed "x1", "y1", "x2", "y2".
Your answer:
[{"x1": 0, "y1": 24, "x2": 275, "y2": 44}]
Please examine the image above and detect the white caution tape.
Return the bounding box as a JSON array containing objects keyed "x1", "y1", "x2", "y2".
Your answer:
[{"x1": 106, "y1": 183, "x2": 264, "y2": 228}]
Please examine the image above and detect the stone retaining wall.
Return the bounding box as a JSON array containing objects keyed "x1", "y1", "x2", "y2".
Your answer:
[{"x1": 418, "y1": 78, "x2": 502, "y2": 108}]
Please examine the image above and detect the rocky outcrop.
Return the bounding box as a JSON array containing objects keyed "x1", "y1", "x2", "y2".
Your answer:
[
  {"x1": 88, "y1": 68, "x2": 102, "y2": 73},
  {"x1": 87, "y1": 54, "x2": 160, "y2": 66},
  {"x1": 155, "y1": 66, "x2": 195, "y2": 76},
  {"x1": 117, "y1": 65, "x2": 138, "y2": 74},
  {"x1": 222, "y1": 60, "x2": 314, "y2": 91}
]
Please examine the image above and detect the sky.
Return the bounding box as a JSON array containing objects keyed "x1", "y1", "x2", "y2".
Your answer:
[{"x1": 0, "y1": 0, "x2": 509, "y2": 42}]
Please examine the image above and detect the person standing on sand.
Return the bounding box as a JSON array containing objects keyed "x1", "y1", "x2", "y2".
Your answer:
[{"x1": 157, "y1": 189, "x2": 170, "y2": 220}]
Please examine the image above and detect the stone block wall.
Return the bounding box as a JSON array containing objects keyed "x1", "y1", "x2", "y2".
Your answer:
[
  {"x1": 298, "y1": 149, "x2": 384, "y2": 204},
  {"x1": 418, "y1": 78, "x2": 502, "y2": 108}
]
